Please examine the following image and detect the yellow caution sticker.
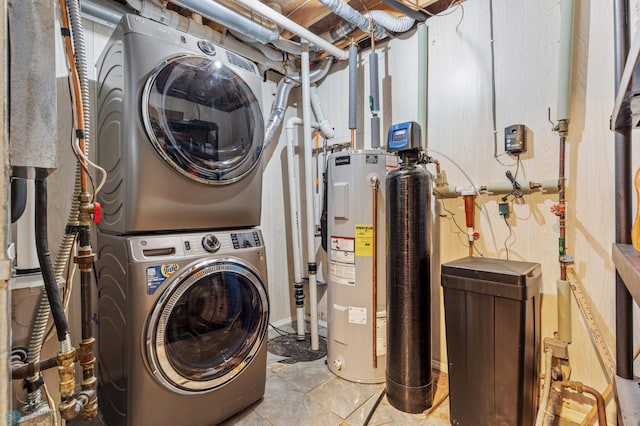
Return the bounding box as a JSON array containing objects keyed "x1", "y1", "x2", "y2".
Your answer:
[{"x1": 355, "y1": 224, "x2": 374, "y2": 256}]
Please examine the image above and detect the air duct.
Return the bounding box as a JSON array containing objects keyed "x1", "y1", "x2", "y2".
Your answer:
[
  {"x1": 231, "y1": 0, "x2": 350, "y2": 60},
  {"x1": 114, "y1": 0, "x2": 287, "y2": 73},
  {"x1": 264, "y1": 57, "x2": 333, "y2": 149},
  {"x1": 318, "y1": 0, "x2": 386, "y2": 39},
  {"x1": 367, "y1": 10, "x2": 415, "y2": 33},
  {"x1": 81, "y1": 0, "x2": 131, "y2": 26},
  {"x1": 170, "y1": 0, "x2": 280, "y2": 43}
]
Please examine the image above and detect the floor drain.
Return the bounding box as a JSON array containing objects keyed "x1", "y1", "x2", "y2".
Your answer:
[{"x1": 267, "y1": 334, "x2": 327, "y2": 364}]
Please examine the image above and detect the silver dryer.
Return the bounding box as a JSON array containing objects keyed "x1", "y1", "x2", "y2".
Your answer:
[
  {"x1": 96, "y1": 14, "x2": 266, "y2": 234},
  {"x1": 96, "y1": 229, "x2": 269, "y2": 425}
]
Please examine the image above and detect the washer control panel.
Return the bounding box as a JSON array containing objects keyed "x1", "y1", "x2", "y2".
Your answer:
[
  {"x1": 230, "y1": 231, "x2": 262, "y2": 250},
  {"x1": 201, "y1": 234, "x2": 221, "y2": 253}
]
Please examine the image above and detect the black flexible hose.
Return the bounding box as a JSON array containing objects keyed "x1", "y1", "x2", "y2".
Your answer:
[{"x1": 35, "y1": 176, "x2": 71, "y2": 342}]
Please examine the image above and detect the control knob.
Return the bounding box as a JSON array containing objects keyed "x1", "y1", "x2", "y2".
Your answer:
[{"x1": 202, "y1": 234, "x2": 221, "y2": 253}]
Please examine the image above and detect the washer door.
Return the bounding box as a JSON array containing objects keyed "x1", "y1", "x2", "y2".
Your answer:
[
  {"x1": 142, "y1": 55, "x2": 265, "y2": 185},
  {"x1": 146, "y1": 258, "x2": 269, "y2": 394}
]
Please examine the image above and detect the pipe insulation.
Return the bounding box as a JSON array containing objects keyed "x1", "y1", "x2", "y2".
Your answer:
[
  {"x1": 556, "y1": 0, "x2": 576, "y2": 122},
  {"x1": 349, "y1": 45, "x2": 358, "y2": 130},
  {"x1": 301, "y1": 42, "x2": 320, "y2": 351},
  {"x1": 557, "y1": 279, "x2": 572, "y2": 342},
  {"x1": 171, "y1": 0, "x2": 280, "y2": 43},
  {"x1": 370, "y1": 52, "x2": 380, "y2": 148}
]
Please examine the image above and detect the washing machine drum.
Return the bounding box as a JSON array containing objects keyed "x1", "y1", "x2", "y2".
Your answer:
[
  {"x1": 143, "y1": 55, "x2": 265, "y2": 184},
  {"x1": 146, "y1": 259, "x2": 269, "y2": 394}
]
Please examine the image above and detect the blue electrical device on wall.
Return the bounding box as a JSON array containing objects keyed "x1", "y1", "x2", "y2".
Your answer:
[{"x1": 388, "y1": 121, "x2": 421, "y2": 152}]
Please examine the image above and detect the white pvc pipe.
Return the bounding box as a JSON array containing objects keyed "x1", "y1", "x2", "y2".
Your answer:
[
  {"x1": 535, "y1": 349, "x2": 554, "y2": 426},
  {"x1": 231, "y1": 0, "x2": 350, "y2": 60},
  {"x1": 16, "y1": 180, "x2": 39, "y2": 271},
  {"x1": 286, "y1": 117, "x2": 320, "y2": 340},
  {"x1": 301, "y1": 42, "x2": 320, "y2": 351},
  {"x1": 310, "y1": 86, "x2": 335, "y2": 139}
]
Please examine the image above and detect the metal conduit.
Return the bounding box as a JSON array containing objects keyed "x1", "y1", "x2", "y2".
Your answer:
[{"x1": 613, "y1": 0, "x2": 634, "y2": 380}]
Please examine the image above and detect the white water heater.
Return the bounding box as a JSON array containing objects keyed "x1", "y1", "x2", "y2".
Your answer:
[{"x1": 326, "y1": 149, "x2": 396, "y2": 383}]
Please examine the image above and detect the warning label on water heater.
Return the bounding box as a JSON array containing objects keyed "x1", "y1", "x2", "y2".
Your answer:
[
  {"x1": 355, "y1": 225, "x2": 373, "y2": 256},
  {"x1": 330, "y1": 236, "x2": 356, "y2": 285}
]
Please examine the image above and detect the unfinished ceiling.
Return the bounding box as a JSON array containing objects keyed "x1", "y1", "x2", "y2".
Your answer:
[{"x1": 110, "y1": 0, "x2": 456, "y2": 49}]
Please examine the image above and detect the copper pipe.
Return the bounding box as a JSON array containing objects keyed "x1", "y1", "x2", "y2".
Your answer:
[
  {"x1": 371, "y1": 176, "x2": 379, "y2": 368},
  {"x1": 11, "y1": 356, "x2": 58, "y2": 380},
  {"x1": 58, "y1": 0, "x2": 88, "y2": 193},
  {"x1": 351, "y1": 128, "x2": 355, "y2": 149},
  {"x1": 558, "y1": 131, "x2": 567, "y2": 280},
  {"x1": 559, "y1": 381, "x2": 606, "y2": 426}
]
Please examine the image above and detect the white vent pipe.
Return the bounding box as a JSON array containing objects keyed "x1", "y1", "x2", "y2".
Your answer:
[
  {"x1": 286, "y1": 117, "x2": 320, "y2": 340},
  {"x1": 231, "y1": 0, "x2": 350, "y2": 60},
  {"x1": 300, "y1": 42, "x2": 321, "y2": 350}
]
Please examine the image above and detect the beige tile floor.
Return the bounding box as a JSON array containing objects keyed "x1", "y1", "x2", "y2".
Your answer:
[{"x1": 221, "y1": 326, "x2": 451, "y2": 426}]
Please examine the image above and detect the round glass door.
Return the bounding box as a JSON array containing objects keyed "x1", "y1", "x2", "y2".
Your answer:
[
  {"x1": 146, "y1": 259, "x2": 269, "y2": 394},
  {"x1": 142, "y1": 55, "x2": 265, "y2": 184}
]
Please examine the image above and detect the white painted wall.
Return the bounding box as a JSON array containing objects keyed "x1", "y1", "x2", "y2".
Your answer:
[{"x1": 311, "y1": 0, "x2": 639, "y2": 421}]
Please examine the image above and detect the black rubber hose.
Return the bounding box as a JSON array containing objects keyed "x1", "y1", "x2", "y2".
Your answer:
[
  {"x1": 11, "y1": 178, "x2": 27, "y2": 223},
  {"x1": 79, "y1": 226, "x2": 93, "y2": 340},
  {"x1": 35, "y1": 176, "x2": 71, "y2": 342},
  {"x1": 381, "y1": 0, "x2": 427, "y2": 22}
]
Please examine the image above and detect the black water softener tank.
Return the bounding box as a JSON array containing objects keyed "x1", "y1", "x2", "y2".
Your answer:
[
  {"x1": 385, "y1": 122, "x2": 433, "y2": 413},
  {"x1": 441, "y1": 257, "x2": 541, "y2": 425}
]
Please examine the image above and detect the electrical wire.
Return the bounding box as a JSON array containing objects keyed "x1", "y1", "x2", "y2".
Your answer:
[
  {"x1": 434, "y1": 195, "x2": 484, "y2": 257},
  {"x1": 427, "y1": 148, "x2": 498, "y2": 254},
  {"x1": 503, "y1": 215, "x2": 513, "y2": 260},
  {"x1": 363, "y1": 388, "x2": 387, "y2": 426},
  {"x1": 269, "y1": 323, "x2": 294, "y2": 337}
]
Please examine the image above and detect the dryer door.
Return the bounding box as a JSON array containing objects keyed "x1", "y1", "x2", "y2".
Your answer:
[
  {"x1": 146, "y1": 258, "x2": 269, "y2": 394},
  {"x1": 142, "y1": 55, "x2": 265, "y2": 185}
]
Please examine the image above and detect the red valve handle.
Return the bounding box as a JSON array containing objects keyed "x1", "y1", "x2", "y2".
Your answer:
[{"x1": 93, "y1": 202, "x2": 102, "y2": 224}]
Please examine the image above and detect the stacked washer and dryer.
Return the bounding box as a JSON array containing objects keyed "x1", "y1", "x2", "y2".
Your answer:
[{"x1": 95, "y1": 15, "x2": 270, "y2": 426}]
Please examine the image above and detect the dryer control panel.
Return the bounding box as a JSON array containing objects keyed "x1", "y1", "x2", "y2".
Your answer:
[{"x1": 231, "y1": 231, "x2": 262, "y2": 249}]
